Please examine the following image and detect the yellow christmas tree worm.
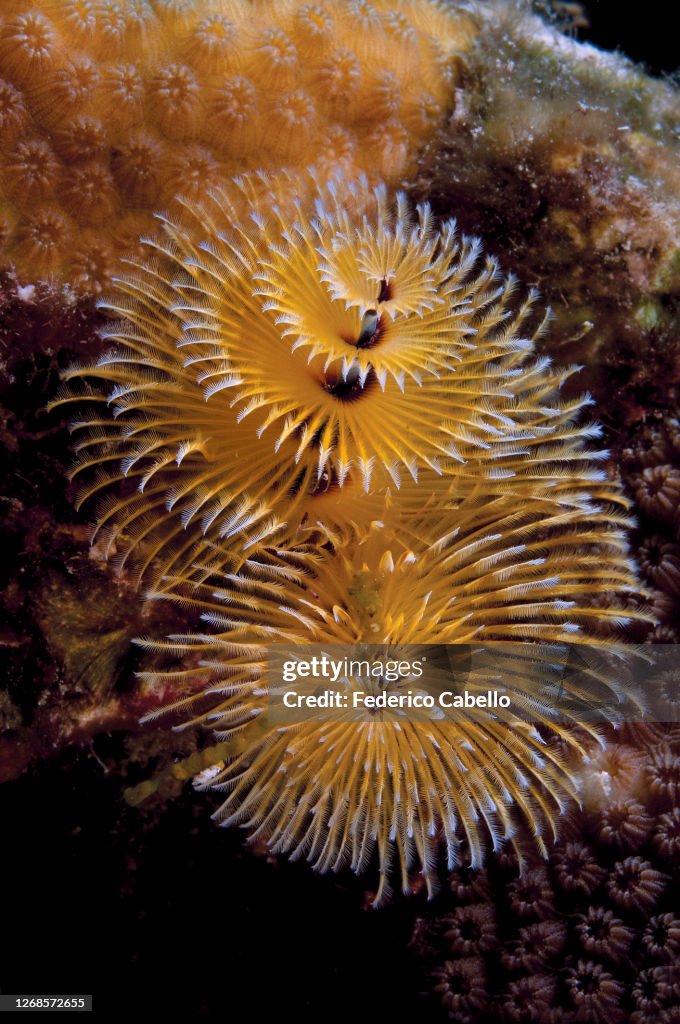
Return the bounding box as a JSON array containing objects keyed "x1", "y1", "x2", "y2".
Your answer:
[
  {"x1": 136, "y1": 489, "x2": 646, "y2": 903},
  {"x1": 49, "y1": 154, "x2": 653, "y2": 897},
  {"x1": 0, "y1": 0, "x2": 473, "y2": 293},
  {"x1": 26, "y1": 0, "x2": 653, "y2": 900},
  {"x1": 54, "y1": 172, "x2": 614, "y2": 593}
]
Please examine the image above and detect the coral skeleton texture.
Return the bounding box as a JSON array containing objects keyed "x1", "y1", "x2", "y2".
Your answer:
[{"x1": 0, "y1": 0, "x2": 472, "y2": 293}]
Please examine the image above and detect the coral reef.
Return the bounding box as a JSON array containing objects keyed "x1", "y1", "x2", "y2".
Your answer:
[
  {"x1": 0, "y1": 0, "x2": 678, "y2": 1017},
  {"x1": 0, "y1": 0, "x2": 473, "y2": 294},
  {"x1": 52, "y1": 172, "x2": 640, "y2": 901},
  {"x1": 621, "y1": 416, "x2": 680, "y2": 645},
  {"x1": 410, "y1": 728, "x2": 680, "y2": 1022},
  {"x1": 0, "y1": 273, "x2": 189, "y2": 782},
  {"x1": 412, "y1": 1, "x2": 680, "y2": 433},
  {"x1": 0, "y1": 0, "x2": 673, "y2": 885}
]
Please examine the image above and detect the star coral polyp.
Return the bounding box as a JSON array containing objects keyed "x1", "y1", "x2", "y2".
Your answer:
[{"x1": 0, "y1": 0, "x2": 472, "y2": 294}]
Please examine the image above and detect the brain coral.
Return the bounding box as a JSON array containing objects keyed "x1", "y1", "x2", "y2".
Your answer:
[
  {"x1": 53, "y1": 169, "x2": 649, "y2": 901},
  {"x1": 0, "y1": 0, "x2": 473, "y2": 294}
]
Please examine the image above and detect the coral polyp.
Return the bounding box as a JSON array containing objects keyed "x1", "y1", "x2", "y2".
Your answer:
[{"x1": 0, "y1": 0, "x2": 472, "y2": 293}]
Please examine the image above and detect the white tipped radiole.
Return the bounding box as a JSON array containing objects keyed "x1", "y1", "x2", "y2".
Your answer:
[{"x1": 54, "y1": 168, "x2": 650, "y2": 903}]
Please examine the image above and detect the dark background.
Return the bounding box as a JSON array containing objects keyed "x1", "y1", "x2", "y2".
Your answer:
[
  {"x1": 1, "y1": 741, "x2": 424, "y2": 1023},
  {"x1": 562, "y1": 0, "x2": 678, "y2": 76}
]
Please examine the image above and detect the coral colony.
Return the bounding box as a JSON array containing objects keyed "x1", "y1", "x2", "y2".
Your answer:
[
  {"x1": 2, "y1": 0, "x2": 657, "y2": 901},
  {"x1": 0, "y1": 0, "x2": 472, "y2": 293}
]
